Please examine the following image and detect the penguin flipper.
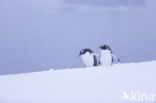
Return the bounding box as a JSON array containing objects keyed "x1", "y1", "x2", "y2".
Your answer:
[
  {"x1": 117, "y1": 57, "x2": 120, "y2": 63},
  {"x1": 93, "y1": 56, "x2": 98, "y2": 66},
  {"x1": 111, "y1": 57, "x2": 113, "y2": 65},
  {"x1": 111, "y1": 53, "x2": 120, "y2": 63}
]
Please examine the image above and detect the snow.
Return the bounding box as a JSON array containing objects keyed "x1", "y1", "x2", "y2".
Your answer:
[{"x1": 0, "y1": 61, "x2": 156, "y2": 103}]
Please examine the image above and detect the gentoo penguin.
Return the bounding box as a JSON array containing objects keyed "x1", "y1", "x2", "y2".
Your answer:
[
  {"x1": 99, "y1": 45, "x2": 120, "y2": 66},
  {"x1": 79, "y1": 48, "x2": 98, "y2": 67}
]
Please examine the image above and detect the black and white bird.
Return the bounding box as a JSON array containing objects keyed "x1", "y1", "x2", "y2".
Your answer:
[
  {"x1": 99, "y1": 45, "x2": 120, "y2": 66},
  {"x1": 79, "y1": 48, "x2": 98, "y2": 67}
]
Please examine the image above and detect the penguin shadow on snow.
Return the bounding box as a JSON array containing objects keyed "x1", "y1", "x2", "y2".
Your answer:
[{"x1": 79, "y1": 45, "x2": 120, "y2": 67}]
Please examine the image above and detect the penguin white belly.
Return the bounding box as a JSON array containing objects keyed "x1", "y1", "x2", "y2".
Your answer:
[
  {"x1": 81, "y1": 53, "x2": 94, "y2": 67},
  {"x1": 100, "y1": 51, "x2": 112, "y2": 66}
]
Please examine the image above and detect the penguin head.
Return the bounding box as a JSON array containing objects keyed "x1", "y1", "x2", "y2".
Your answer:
[
  {"x1": 99, "y1": 45, "x2": 112, "y2": 51},
  {"x1": 79, "y1": 48, "x2": 94, "y2": 56}
]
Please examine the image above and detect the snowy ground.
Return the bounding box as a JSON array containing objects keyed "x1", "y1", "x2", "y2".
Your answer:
[{"x1": 0, "y1": 61, "x2": 155, "y2": 103}]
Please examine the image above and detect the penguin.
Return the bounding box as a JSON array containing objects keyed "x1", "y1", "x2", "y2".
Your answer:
[
  {"x1": 79, "y1": 48, "x2": 98, "y2": 67},
  {"x1": 99, "y1": 45, "x2": 120, "y2": 66}
]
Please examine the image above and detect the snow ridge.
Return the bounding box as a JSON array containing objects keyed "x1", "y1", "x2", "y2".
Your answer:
[{"x1": 0, "y1": 61, "x2": 156, "y2": 103}]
